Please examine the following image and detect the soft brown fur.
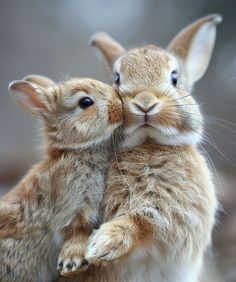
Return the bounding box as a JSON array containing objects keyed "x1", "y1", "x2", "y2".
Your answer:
[
  {"x1": 0, "y1": 77, "x2": 122, "y2": 282},
  {"x1": 61, "y1": 145, "x2": 216, "y2": 282},
  {"x1": 60, "y1": 14, "x2": 221, "y2": 282}
]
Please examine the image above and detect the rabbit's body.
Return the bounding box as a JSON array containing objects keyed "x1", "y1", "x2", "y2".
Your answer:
[
  {"x1": 60, "y1": 14, "x2": 221, "y2": 282},
  {"x1": 104, "y1": 143, "x2": 215, "y2": 263},
  {"x1": 0, "y1": 77, "x2": 122, "y2": 282},
  {"x1": 96, "y1": 143, "x2": 215, "y2": 282},
  {"x1": 1, "y1": 222, "x2": 59, "y2": 282},
  {"x1": 1, "y1": 145, "x2": 111, "y2": 282},
  {"x1": 61, "y1": 257, "x2": 200, "y2": 282},
  {"x1": 60, "y1": 144, "x2": 215, "y2": 282}
]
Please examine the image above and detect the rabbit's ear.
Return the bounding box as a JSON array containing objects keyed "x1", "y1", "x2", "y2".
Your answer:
[
  {"x1": 167, "y1": 14, "x2": 222, "y2": 86},
  {"x1": 9, "y1": 80, "x2": 48, "y2": 117},
  {"x1": 23, "y1": 74, "x2": 55, "y2": 87},
  {"x1": 90, "y1": 32, "x2": 125, "y2": 68}
]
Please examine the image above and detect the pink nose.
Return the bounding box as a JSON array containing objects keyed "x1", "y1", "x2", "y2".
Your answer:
[{"x1": 134, "y1": 103, "x2": 158, "y2": 113}]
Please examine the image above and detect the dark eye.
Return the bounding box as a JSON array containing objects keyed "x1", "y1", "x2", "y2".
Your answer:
[
  {"x1": 114, "y1": 72, "x2": 120, "y2": 86},
  {"x1": 171, "y1": 71, "x2": 178, "y2": 87},
  {"x1": 78, "y1": 97, "x2": 94, "y2": 109}
]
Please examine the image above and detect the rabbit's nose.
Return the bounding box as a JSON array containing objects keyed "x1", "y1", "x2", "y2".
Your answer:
[
  {"x1": 132, "y1": 91, "x2": 161, "y2": 114},
  {"x1": 134, "y1": 102, "x2": 159, "y2": 113}
]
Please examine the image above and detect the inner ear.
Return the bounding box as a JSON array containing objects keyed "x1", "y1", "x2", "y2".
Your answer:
[
  {"x1": 9, "y1": 80, "x2": 47, "y2": 116},
  {"x1": 167, "y1": 14, "x2": 222, "y2": 87}
]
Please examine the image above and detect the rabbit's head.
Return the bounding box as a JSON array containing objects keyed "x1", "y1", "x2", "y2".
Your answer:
[
  {"x1": 9, "y1": 76, "x2": 123, "y2": 150},
  {"x1": 91, "y1": 14, "x2": 222, "y2": 147}
]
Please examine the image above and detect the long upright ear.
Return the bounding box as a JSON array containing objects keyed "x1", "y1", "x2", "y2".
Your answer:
[
  {"x1": 9, "y1": 80, "x2": 48, "y2": 117},
  {"x1": 167, "y1": 14, "x2": 222, "y2": 87},
  {"x1": 90, "y1": 32, "x2": 125, "y2": 68},
  {"x1": 23, "y1": 74, "x2": 55, "y2": 87}
]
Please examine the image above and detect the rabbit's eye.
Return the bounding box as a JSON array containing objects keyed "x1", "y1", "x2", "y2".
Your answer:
[
  {"x1": 78, "y1": 97, "x2": 94, "y2": 109},
  {"x1": 171, "y1": 71, "x2": 178, "y2": 87},
  {"x1": 114, "y1": 72, "x2": 120, "y2": 86}
]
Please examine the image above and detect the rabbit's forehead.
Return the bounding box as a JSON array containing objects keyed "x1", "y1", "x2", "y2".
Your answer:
[
  {"x1": 117, "y1": 47, "x2": 176, "y2": 76},
  {"x1": 114, "y1": 47, "x2": 179, "y2": 92},
  {"x1": 62, "y1": 79, "x2": 113, "y2": 98}
]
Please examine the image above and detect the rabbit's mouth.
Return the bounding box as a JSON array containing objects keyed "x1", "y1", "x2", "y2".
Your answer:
[
  {"x1": 135, "y1": 113, "x2": 160, "y2": 129},
  {"x1": 141, "y1": 115, "x2": 156, "y2": 128}
]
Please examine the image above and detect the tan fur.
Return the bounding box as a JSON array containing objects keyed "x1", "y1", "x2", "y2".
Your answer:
[
  {"x1": 90, "y1": 32, "x2": 125, "y2": 66},
  {"x1": 0, "y1": 77, "x2": 122, "y2": 282},
  {"x1": 167, "y1": 14, "x2": 222, "y2": 60},
  {"x1": 23, "y1": 74, "x2": 56, "y2": 87},
  {"x1": 72, "y1": 143, "x2": 216, "y2": 282},
  {"x1": 102, "y1": 144, "x2": 216, "y2": 258},
  {"x1": 62, "y1": 145, "x2": 216, "y2": 282},
  {"x1": 60, "y1": 14, "x2": 221, "y2": 282}
]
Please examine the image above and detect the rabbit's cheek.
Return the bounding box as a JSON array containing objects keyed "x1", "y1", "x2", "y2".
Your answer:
[
  {"x1": 81, "y1": 106, "x2": 99, "y2": 123},
  {"x1": 108, "y1": 101, "x2": 123, "y2": 125},
  {"x1": 154, "y1": 107, "x2": 181, "y2": 129},
  {"x1": 123, "y1": 111, "x2": 141, "y2": 128}
]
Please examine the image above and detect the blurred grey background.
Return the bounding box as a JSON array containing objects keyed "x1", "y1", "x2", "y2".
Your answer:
[{"x1": 0, "y1": 0, "x2": 235, "y2": 281}]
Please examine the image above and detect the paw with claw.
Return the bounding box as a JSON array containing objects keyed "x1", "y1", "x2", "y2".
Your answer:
[
  {"x1": 85, "y1": 221, "x2": 133, "y2": 266},
  {"x1": 57, "y1": 238, "x2": 89, "y2": 276}
]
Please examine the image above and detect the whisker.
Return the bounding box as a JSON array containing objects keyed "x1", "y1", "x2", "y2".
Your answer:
[
  {"x1": 208, "y1": 127, "x2": 236, "y2": 147},
  {"x1": 165, "y1": 104, "x2": 199, "y2": 109},
  {"x1": 169, "y1": 94, "x2": 191, "y2": 103},
  {"x1": 111, "y1": 134, "x2": 133, "y2": 194},
  {"x1": 163, "y1": 110, "x2": 236, "y2": 149},
  {"x1": 204, "y1": 137, "x2": 236, "y2": 167},
  {"x1": 198, "y1": 143, "x2": 223, "y2": 193},
  {"x1": 171, "y1": 110, "x2": 236, "y2": 130}
]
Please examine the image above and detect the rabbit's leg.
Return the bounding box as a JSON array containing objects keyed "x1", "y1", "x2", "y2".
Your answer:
[
  {"x1": 0, "y1": 201, "x2": 24, "y2": 238},
  {"x1": 57, "y1": 214, "x2": 93, "y2": 276},
  {"x1": 85, "y1": 215, "x2": 153, "y2": 266},
  {"x1": 85, "y1": 200, "x2": 210, "y2": 269}
]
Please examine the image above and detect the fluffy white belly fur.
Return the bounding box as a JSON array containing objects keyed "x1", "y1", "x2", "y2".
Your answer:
[{"x1": 116, "y1": 248, "x2": 202, "y2": 282}]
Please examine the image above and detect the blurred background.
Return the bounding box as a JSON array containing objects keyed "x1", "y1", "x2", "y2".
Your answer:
[{"x1": 0, "y1": 0, "x2": 235, "y2": 281}]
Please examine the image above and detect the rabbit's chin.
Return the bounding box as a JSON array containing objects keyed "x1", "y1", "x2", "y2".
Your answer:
[{"x1": 121, "y1": 125, "x2": 202, "y2": 149}]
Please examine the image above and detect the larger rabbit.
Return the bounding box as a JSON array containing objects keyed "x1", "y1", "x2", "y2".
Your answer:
[{"x1": 60, "y1": 14, "x2": 222, "y2": 282}]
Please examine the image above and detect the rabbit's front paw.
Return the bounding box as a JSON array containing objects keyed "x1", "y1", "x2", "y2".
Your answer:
[
  {"x1": 85, "y1": 222, "x2": 132, "y2": 266},
  {"x1": 57, "y1": 238, "x2": 88, "y2": 276}
]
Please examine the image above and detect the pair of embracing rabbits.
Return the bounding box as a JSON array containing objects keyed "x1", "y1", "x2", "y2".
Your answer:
[{"x1": 0, "y1": 14, "x2": 222, "y2": 282}]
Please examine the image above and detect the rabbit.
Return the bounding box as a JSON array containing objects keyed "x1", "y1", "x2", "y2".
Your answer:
[
  {"x1": 59, "y1": 14, "x2": 222, "y2": 282},
  {"x1": 0, "y1": 75, "x2": 123, "y2": 282}
]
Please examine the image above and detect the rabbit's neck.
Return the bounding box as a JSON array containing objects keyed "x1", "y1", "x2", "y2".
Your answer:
[{"x1": 48, "y1": 139, "x2": 113, "y2": 166}]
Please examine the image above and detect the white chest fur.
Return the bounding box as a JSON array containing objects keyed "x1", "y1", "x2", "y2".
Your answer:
[{"x1": 117, "y1": 247, "x2": 202, "y2": 282}]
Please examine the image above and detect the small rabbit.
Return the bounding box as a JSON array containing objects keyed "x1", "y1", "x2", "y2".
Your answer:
[
  {"x1": 0, "y1": 76, "x2": 122, "y2": 282},
  {"x1": 60, "y1": 14, "x2": 222, "y2": 282}
]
